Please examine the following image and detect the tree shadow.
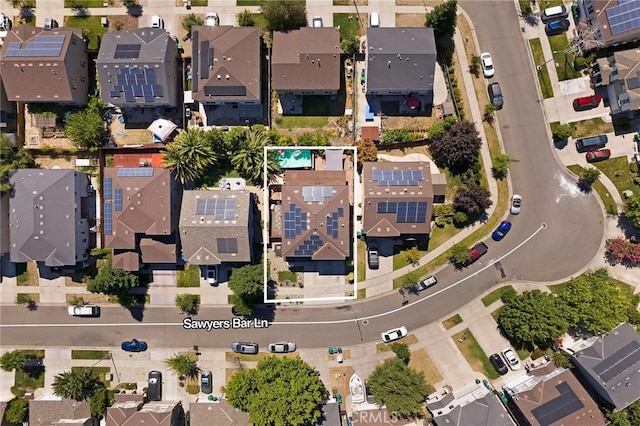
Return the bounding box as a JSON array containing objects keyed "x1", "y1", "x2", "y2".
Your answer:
[
  {"x1": 520, "y1": 12, "x2": 540, "y2": 27},
  {"x1": 577, "y1": 178, "x2": 593, "y2": 193},
  {"x1": 26, "y1": 301, "x2": 38, "y2": 311},
  {"x1": 72, "y1": 6, "x2": 90, "y2": 16},
  {"x1": 126, "y1": 5, "x2": 143, "y2": 17}
]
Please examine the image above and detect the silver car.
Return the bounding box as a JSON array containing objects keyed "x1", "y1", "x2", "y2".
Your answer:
[
  {"x1": 268, "y1": 342, "x2": 297, "y2": 353},
  {"x1": 231, "y1": 342, "x2": 259, "y2": 354},
  {"x1": 510, "y1": 194, "x2": 522, "y2": 215},
  {"x1": 200, "y1": 370, "x2": 212, "y2": 394}
]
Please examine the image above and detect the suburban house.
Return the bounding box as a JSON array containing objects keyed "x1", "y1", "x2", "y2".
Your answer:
[
  {"x1": 577, "y1": 0, "x2": 640, "y2": 49},
  {"x1": 504, "y1": 362, "x2": 605, "y2": 426},
  {"x1": 365, "y1": 27, "x2": 437, "y2": 114},
  {"x1": 179, "y1": 189, "x2": 255, "y2": 265},
  {"x1": 8, "y1": 169, "x2": 95, "y2": 268},
  {"x1": 272, "y1": 28, "x2": 341, "y2": 114},
  {"x1": 428, "y1": 390, "x2": 515, "y2": 426},
  {"x1": 97, "y1": 28, "x2": 180, "y2": 108},
  {"x1": 29, "y1": 397, "x2": 94, "y2": 426},
  {"x1": 106, "y1": 394, "x2": 184, "y2": 425},
  {"x1": 189, "y1": 400, "x2": 250, "y2": 425},
  {"x1": 361, "y1": 162, "x2": 442, "y2": 238},
  {"x1": 0, "y1": 26, "x2": 89, "y2": 105},
  {"x1": 277, "y1": 169, "x2": 351, "y2": 260},
  {"x1": 592, "y1": 48, "x2": 640, "y2": 115},
  {"x1": 102, "y1": 167, "x2": 181, "y2": 272},
  {"x1": 571, "y1": 322, "x2": 640, "y2": 410}
]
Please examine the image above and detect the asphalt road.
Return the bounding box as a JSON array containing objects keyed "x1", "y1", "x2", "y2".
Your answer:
[{"x1": 0, "y1": 2, "x2": 604, "y2": 350}]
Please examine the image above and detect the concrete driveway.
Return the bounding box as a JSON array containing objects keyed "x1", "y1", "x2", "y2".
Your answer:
[{"x1": 364, "y1": 237, "x2": 394, "y2": 278}]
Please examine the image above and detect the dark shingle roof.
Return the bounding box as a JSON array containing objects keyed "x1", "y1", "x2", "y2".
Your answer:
[
  {"x1": 29, "y1": 398, "x2": 91, "y2": 426},
  {"x1": 432, "y1": 393, "x2": 515, "y2": 426}
]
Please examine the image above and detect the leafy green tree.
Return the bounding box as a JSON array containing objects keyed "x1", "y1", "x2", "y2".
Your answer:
[
  {"x1": 182, "y1": 13, "x2": 204, "y2": 35},
  {"x1": 163, "y1": 127, "x2": 217, "y2": 184},
  {"x1": 225, "y1": 356, "x2": 327, "y2": 426},
  {"x1": 87, "y1": 265, "x2": 138, "y2": 296},
  {"x1": 356, "y1": 138, "x2": 378, "y2": 163},
  {"x1": 164, "y1": 354, "x2": 199, "y2": 379},
  {"x1": 469, "y1": 54, "x2": 481, "y2": 77},
  {"x1": 238, "y1": 9, "x2": 255, "y2": 26},
  {"x1": 204, "y1": 127, "x2": 232, "y2": 157},
  {"x1": 607, "y1": 410, "x2": 632, "y2": 426},
  {"x1": 453, "y1": 186, "x2": 492, "y2": 215},
  {"x1": 228, "y1": 264, "x2": 264, "y2": 315},
  {"x1": 368, "y1": 357, "x2": 432, "y2": 418},
  {"x1": 67, "y1": 296, "x2": 85, "y2": 307},
  {"x1": 15, "y1": 293, "x2": 35, "y2": 307},
  {"x1": 64, "y1": 97, "x2": 103, "y2": 152},
  {"x1": 0, "y1": 350, "x2": 28, "y2": 372},
  {"x1": 624, "y1": 193, "x2": 640, "y2": 228},
  {"x1": 341, "y1": 35, "x2": 360, "y2": 55},
  {"x1": 492, "y1": 154, "x2": 511, "y2": 179},
  {"x1": 626, "y1": 400, "x2": 640, "y2": 425},
  {"x1": 450, "y1": 243, "x2": 471, "y2": 264},
  {"x1": 175, "y1": 294, "x2": 200, "y2": 314},
  {"x1": 428, "y1": 121, "x2": 482, "y2": 172},
  {"x1": 0, "y1": 134, "x2": 37, "y2": 194},
  {"x1": 427, "y1": 122, "x2": 445, "y2": 141},
  {"x1": 403, "y1": 247, "x2": 421, "y2": 266},
  {"x1": 391, "y1": 343, "x2": 411, "y2": 365},
  {"x1": 498, "y1": 290, "x2": 569, "y2": 347},
  {"x1": 552, "y1": 123, "x2": 573, "y2": 141},
  {"x1": 550, "y1": 350, "x2": 573, "y2": 369},
  {"x1": 426, "y1": 0, "x2": 458, "y2": 38},
  {"x1": 52, "y1": 368, "x2": 102, "y2": 400},
  {"x1": 582, "y1": 167, "x2": 601, "y2": 184},
  {"x1": 4, "y1": 398, "x2": 28, "y2": 424},
  {"x1": 297, "y1": 132, "x2": 330, "y2": 146},
  {"x1": 232, "y1": 130, "x2": 282, "y2": 186},
  {"x1": 260, "y1": 0, "x2": 307, "y2": 32},
  {"x1": 89, "y1": 385, "x2": 112, "y2": 417},
  {"x1": 483, "y1": 103, "x2": 497, "y2": 124}
]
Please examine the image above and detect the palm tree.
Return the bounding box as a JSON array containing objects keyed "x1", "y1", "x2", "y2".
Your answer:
[
  {"x1": 231, "y1": 130, "x2": 282, "y2": 186},
  {"x1": 52, "y1": 368, "x2": 102, "y2": 401},
  {"x1": 163, "y1": 127, "x2": 216, "y2": 185},
  {"x1": 181, "y1": 14, "x2": 204, "y2": 37},
  {"x1": 164, "y1": 354, "x2": 199, "y2": 379}
]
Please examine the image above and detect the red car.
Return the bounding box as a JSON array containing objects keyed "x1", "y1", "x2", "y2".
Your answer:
[
  {"x1": 585, "y1": 149, "x2": 611, "y2": 163},
  {"x1": 573, "y1": 94, "x2": 602, "y2": 111}
]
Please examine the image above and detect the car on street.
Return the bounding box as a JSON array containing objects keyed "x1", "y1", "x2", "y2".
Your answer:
[
  {"x1": 367, "y1": 241, "x2": 379, "y2": 269},
  {"x1": 490, "y1": 353, "x2": 508, "y2": 375},
  {"x1": 545, "y1": 19, "x2": 570, "y2": 36},
  {"x1": 151, "y1": 15, "x2": 164, "y2": 29},
  {"x1": 501, "y1": 347, "x2": 521, "y2": 370},
  {"x1": 381, "y1": 326, "x2": 407, "y2": 343},
  {"x1": 147, "y1": 371, "x2": 162, "y2": 401},
  {"x1": 492, "y1": 220, "x2": 512, "y2": 241},
  {"x1": 480, "y1": 52, "x2": 494, "y2": 78},
  {"x1": 488, "y1": 82, "x2": 503, "y2": 109},
  {"x1": 268, "y1": 342, "x2": 297, "y2": 353},
  {"x1": 585, "y1": 149, "x2": 611, "y2": 163},
  {"x1": 121, "y1": 339, "x2": 147, "y2": 352},
  {"x1": 573, "y1": 94, "x2": 602, "y2": 111},
  {"x1": 231, "y1": 342, "x2": 259, "y2": 354},
  {"x1": 510, "y1": 194, "x2": 522, "y2": 215},
  {"x1": 205, "y1": 12, "x2": 219, "y2": 27},
  {"x1": 200, "y1": 370, "x2": 212, "y2": 394},
  {"x1": 206, "y1": 265, "x2": 217, "y2": 286},
  {"x1": 412, "y1": 275, "x2": 437, "y2": 293},
  {"x1": 312, "y1": 16, "x2": 323, "y2": 27}
]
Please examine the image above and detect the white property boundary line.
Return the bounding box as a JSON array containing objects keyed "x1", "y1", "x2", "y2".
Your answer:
[{"x1": 263, "y1": 146, "x2": 358, "y2": 304}]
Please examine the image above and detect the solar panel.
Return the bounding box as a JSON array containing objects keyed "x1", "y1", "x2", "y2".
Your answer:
[
  {"x1": 531, "y1": 383, "x2": 585, "y2": 425},
  {"x1": 114, "y1": 44, "x2": 141, "y2": 59},
  {"x1": 593, "y1": 340, "x2": 640, "y2": 383},
  {"x1": 116, "y1": 167, "x2": 154, "y2": 177},
  {"x1": 104, "y1": 202, "x2": 113, "y2": 235},
  {"x1": 200, "y1": 40, "x2": 210, "y2": 79},
  {"x1": 217, "y1": 237, "x2": 238, "y2": 254},
  {"x1": 153, "y1": 84, "x2": 164, "y2": 97},
  {"x1": 372, "y1": 169, "x2": 423, "y2": 186},
  {"x1": 114, "y1": 189, "x2": 123, "y2": 211},
  {"x1": 283, "y1": 203, "x2": 307, "y2": 239},
  {"x1": 397, "y1": 201, "x2": 428, "y2": 223},
  {"x1": 203, "y1": 86, "x2": 248, "y2": 97},
  {"x1": 124, "y1": 90, "x2": 135, "y2": 103},
  {"x1": 104, "y1": 178, "x2": 113, "y2": 200},
  {"x1": 337, "y1": 207, "x2": 344, "y2": 217},
  {"x1": 5, "y1": 34, "x2": 66, "y2": 57},
  {"x1": 606, "y1": 0, "x2": 640, "y2": 35},
  {"x1": 294, "y1": 234, "x2": 323, "y2": 256},
  {"x1": 194, "y1": 198, "x2": 237, "y2": 220},
  {"x1": 377, "y1": 202, "x2": 398, "y2": 214},
  {"x1": 133, "y1": 85, "x2": 143, "y2": 98},
  {"x1": 302, "y1": 186, "x2": 334, "y2": 202}
]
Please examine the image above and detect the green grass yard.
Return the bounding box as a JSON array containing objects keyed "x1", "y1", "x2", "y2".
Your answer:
[
  {"x1": 570, "y1": 117, "x2": 613, "y2": 139},
  {"x1": 177, "y1": 264, "x2": 201, "y2": 287},
  {"x1": 529, "y1": 39, "x2": 553, "y2": 99},
  {"x1": 64, "y1": 0, "x2": 105, "y2": 7},
  {"x1": 567, "y1": 165, "x2": 618, "y2": 215},
  {"x1": 592, "y1": 156, "x2": 638, "y2": 199},
  {"x1": 452, "y1": 329, "x2": 499, "y2": 379},
  {"x1": 333, "y1": 13, "x2": 365, "y2": 40},
  {"x1": 63, "y1": 16, "x2": 107, "y2": 50},
  {"x1": 71, "y1": 350, "x2": 109, "y2": 360},
  {"x1": 276, "y1": 116, "x2": 328, "y2": 130},
  {"x1": 481, "y1": 285, "x2": 516, "y2": 307},
  {"x1": 72, "y1": 366, "x2": 111, "y2": 387},
  {"x1": 548, "y1": 34, "x2": 581, "y2": 81}
]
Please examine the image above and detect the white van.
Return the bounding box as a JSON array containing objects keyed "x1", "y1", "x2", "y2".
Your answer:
[
  {"x1": 0, "y1": 14, "x2": 12, "y2": 38},
  {"x1": 370, "y1": 12, "x2": 380, "y2": 27},
  {"x1": 541, "y1": 5, "x2": 568, "y2": 22},
  {"x1": 68, "y1": 305, "x2": 100, "y2": 317}
]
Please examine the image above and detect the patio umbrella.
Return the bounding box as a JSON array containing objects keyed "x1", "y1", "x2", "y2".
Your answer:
[
  {"x1": 147, "y1": 118, "x2": 177, "y2": 142},
  {"x1": 406, "y1": 97, "x2": 420, "y2": 110}
]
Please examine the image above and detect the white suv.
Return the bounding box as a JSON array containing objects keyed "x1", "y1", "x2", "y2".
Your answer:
[
  {"x1": 151, "y1": 15, "x2": 164, "y2": 29},
  {"x1": 205, "y1": 12, "x2": 219, "y2": 27},
  {"x1": 0, "y1": 14, "x2": 12, "y2": 38}
]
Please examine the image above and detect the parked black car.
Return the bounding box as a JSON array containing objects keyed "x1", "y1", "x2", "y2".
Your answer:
[
  {"x1": 490, "y1": 354, "x2": 508, "y2": 375},
  {"x1": 147, "y1": 371, "x2": 162, "y2": 401}
]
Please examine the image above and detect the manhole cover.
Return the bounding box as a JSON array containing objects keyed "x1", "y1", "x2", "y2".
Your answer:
[{"x1": 361, "y1": 319, "x2": 369, "y2": 326}]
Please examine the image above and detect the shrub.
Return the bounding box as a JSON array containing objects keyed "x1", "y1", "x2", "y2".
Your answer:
[{"x1": 531, "y1": 347, "x2": 545, "y2": 360}]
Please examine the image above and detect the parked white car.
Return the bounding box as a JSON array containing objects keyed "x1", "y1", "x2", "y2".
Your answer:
[
  {"x1": 510, "y1": 194, "x2": 522, "y2": 215},
  {"x1": 205, "y1": 12, "x2": 219, "y2": 27},
  {"x1": 501, "y1": 347, "x2": 521, "y2": 370},
  {"x1": 151, "y1": 15, "x2": 164, "y2": 29},
  {"x1": 381, "y1": 326, "x2": 407, "y2": 343},
  {"x1": 480, "y1": 52, "x2": 494, "y2": 78},
  {"x1": 0, "y1": 14, "x2": 12, "y2": 38}
]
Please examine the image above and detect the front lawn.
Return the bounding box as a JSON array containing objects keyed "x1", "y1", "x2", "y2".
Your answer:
[
  {"x1": 442, "y1": 313, "x2": 463, "y2": 330},
  {"x1": 481, "y1": 285, "x2": 516, "y2": 307},
  {"x1": 357, "y1": 239, "x2": 366, "y2": 282},
  {"x1": 64, "y1": 16, "x2": 108, "y2": 50},
  {"x1": 72, "y1": 366, "x2": 111, "y2": 387},
  {"x1": 548, "y1": 35, "x2": 581, "y2": 81},
  {"x1": 529, "y1": 38, "x2": 554, "y2": 99},
  {"x1": 64, "y1": 0, "x2": 105, "y2": 6},
  {"x1": 569, "y1": 117, "x2": 613, "y2": 139},
  {"x1": 392, "y1": 240, "x2": 429, "y2": 270},
  {"x1": 276, "y1": 116, "x2": 328, "y2": 130},
  {"x1": 567, "y1": 164, "x2": 618, "y2": 215},
  {"x1": 408, "y1": 348, "x2": 442, "y2": 387},
  {"x1": 333, "y1": 13, "x2": 365, "y2": 40},
  {"x1": 177, "y1": 264, "x2": 201, "y2": 287},
  {"x1": 237, "y1": 0, "x2": 260, "y2": 4},
  {"x1": 592, "y1": 156, "x2": 638, "y2": 199},
  {"x1": 71, "y1": 350, "x2": 109, "y2": 360},
  {"x1": 452, "y1": 329, "x2": 499, "y2": 379}
]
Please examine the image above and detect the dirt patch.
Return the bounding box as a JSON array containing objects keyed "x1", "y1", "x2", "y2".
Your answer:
[
  {"x1": 329, "y1": 366, "x2": 355, "y2": 396},
  {"x1": 34, "y1": 155, "x2": 76, "y2": 169},
  {"x1": 384, "y1": 115, "x2": 438, "y2": 131},
  {"x1": 327, "y1": 349, "x2": 351, "y2": 362},
  {"x1": 408, "y1": 348, "x2": 443, "y2": 385},
  {"x1": 107, "y1": 15, "x2": 138, "y2": 32},
  {"x1": 17, "y1": 262, "x2": 40, "y2": 286},
  {"x1": 396, "y1": 13, "x2": 426, "y2": 27},
  {"x1": 67, "y1": 293, "x2": 112, "y2": 304},
  {"x1": 376, "y1": 334, "x2": 419, "y2": 353},
  {"x1": 377, "y1": 146, "x2": 431, "y2": 158}
]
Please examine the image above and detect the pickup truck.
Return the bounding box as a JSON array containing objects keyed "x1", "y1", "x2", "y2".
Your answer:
[
  {"x1": 464, "y1": 242, "x2": 488, "y2": 266},
  {"x1": 68, "y1": 305, "x2": 100, "y2": 317},
  {"x1": 368, "y1": 242, "x2": 379, "y2": 269}
]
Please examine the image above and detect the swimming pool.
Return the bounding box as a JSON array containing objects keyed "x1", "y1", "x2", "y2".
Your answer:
[{"x1": 276, "y1": 149, "x2": 312, "y2": 169}]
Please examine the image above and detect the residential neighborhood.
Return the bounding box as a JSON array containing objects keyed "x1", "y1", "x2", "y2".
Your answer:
[{"x1": 1, "y1": 0, "x2": 640, "y2": 425}]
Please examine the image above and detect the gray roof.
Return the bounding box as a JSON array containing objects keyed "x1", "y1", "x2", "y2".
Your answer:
[
  {"x1": 179, "y1": 190, "x2": 253, "y2": 265},
  {"x1": 366, "y1": 27, "x2": 436, "y2": 92},
  {"x1": 314, "y1": 402, "x2": 341, "y2": 425},
  {"x1": 432, "y1": 393, "x2": 515, "y2": 426},
  {"x1": 573, "y1": 323, "x2": 640, "y2": 410},
  {"x1": 97, "y1": 28, "x2": 178, "y2": 107},
  {"x1": 29, "y1": 398, "x2": 91, "y2": 426},
  {"x1": 189, "y1": 400, "x2": 250, "y2": 426},
  {"x1": 9, "y1": 169, "x2": 92, "y2": 267}
]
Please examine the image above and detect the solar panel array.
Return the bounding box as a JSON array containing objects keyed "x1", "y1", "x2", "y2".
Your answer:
[
  {"x1": 372, "y1": 170, "x2": 423, "y2": 186},
  {"x1": 531, "y1": 382, "x2": 585, "y2": 425},
  {"x1": 377, "y1": 201, "x2": 428, "y2": 223},
  {"x1": 628, "y1": 75, "x2": 640, "y2": 90},
  {"x1": 109, "y1": 67, "x2": 163, "y2": 103},
  {"x1": 104, "y1": 202, "x2": 113, "y2": 235},
  {"x1": 217, "y1": 237, "x2": 238, "y2": 254},
  {"x1": 593, "y1": 340, "x2": 640, "y2": 383},
  {"x1": 294, "y1": 234, "x2": 323, "y2": 256},
  {"x1": 114, "y1": 44, "x2": 141, "y2": 59},
  {"x1": 114, "y1": 189, "x2": 123, "y2": 211},
  {"x1": 284, "y1": 203, "x2": 307, "y2": 239},
  {"x1": 116, "y1": 167, "x2": 155, "y2": 177},
  {"x1": 104, "y1": 178, "x2": 113, "y2": 200},
  {"x1": 195, "y1": 198, "x2": 237, "y2": 220},
  {"x1": 5, "y1": 34, "x2": 66, "y2": 57},
  {"x1": 606, "y1": 0, "x2": 640, "y2": 35},
  {"x1": 302, "y1": 186, "x2": 333, "y2": 202},
  {"x1": 326, "y1": 207, "x2": 344, "y2": 239}
]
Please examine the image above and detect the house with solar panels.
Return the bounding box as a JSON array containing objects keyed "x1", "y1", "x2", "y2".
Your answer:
[
  {"x1": 179, "y1": 190, "x2": 255, "y2": 266},
  {"x1": 0, "y1": 26, "x2": 89, "y2": 105},
  {"x1": 362, "y1": 162, "x2": 439, "y2": 238},
  {"x1": 570, "y1": 322, "x2": 640, "y2": 411},
  {"x1": 428, "y1": 390, "x2": 515, "y2": 426},
  {"x1": 503, "y1": 362, "x2": 605, "y2": 426},
  {"x1": 278, "y1": 170, "x2": 351, "y2": 261},
  {"x1": 592, "y1": 48, "x2": 640, "y2": 115},
  {"x1": 8, "y1": 169, "x2": 95, "y2": 268},
  {"x1": 578, "y1": 0, "x2": 640, "y2": 49},
  {"x1": 97, "y1": 28, "x2": 179, "y2": 108},
  {"x1": 102, "y1": 167, "x2": 181, "y2": 272}
]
